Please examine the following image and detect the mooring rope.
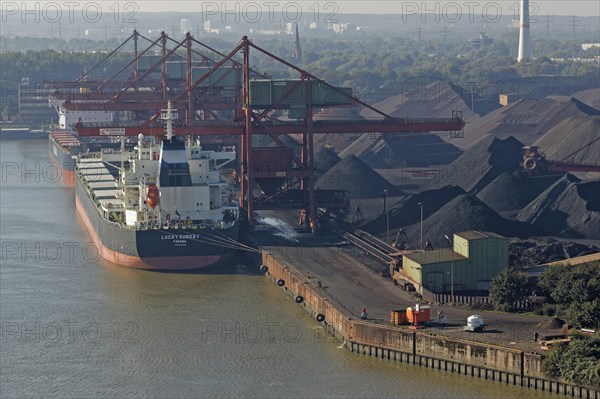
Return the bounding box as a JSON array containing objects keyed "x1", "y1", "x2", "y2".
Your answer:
[{"x1": 157, "y1": 228, "x2": 262, "y2": 253}]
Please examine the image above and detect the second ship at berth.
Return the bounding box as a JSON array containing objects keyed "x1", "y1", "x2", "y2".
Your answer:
[{"x1": 75, "y1": 104, "x2": 240, "y2": 270}]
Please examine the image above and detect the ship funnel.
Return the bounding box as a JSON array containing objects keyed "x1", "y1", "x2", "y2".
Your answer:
[{"x1": 517, "y1": 0, "x2": 532, "y2": 62}]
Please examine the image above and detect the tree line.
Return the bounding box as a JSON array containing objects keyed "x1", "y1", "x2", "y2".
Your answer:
[
  {"x1": 489, "y1": 262, "x2": 599, "y2": 389},
  {"x1": 1, "y1": 35, "x2": 598, "y2": 120}
]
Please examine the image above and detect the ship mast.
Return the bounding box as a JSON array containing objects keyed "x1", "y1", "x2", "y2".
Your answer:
[{"x1": 162, "y1": 100, "x2": 176, "y2": 140}]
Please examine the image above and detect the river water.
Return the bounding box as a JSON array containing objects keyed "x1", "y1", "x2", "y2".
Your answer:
[{"x1": 0, "y1": 140, "x2": 557, "y2": 398}]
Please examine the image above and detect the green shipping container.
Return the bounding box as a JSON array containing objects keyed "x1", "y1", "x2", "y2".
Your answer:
[
  {"x1": 137, "y1": 55, "x2": 183, "y2": 73},
  {"x1": 166, "y1": 61, "x2": 186, "y2": 80},
  {"x1": 288, "y1": 105, "x2": 307, "y2": 119},
  {"x1": 249, "y1": 79, "x2": 352, "y2": 108},
  {"x1": 191, "y1": 67, "x2": 241, "y2": 87}
]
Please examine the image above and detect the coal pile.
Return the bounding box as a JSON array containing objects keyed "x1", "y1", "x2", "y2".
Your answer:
[
  {"x1": 314, "y1": 148, "x2": 341, "y2": 177},
  {"x1": 361, "y1": 80, "x2": 500, "y2": 121},
  {"x1": 403, "y1": 194, "x2": 534, "y2": 249},
  {"x1": 477, "y1": 172, "x2": 561, "y2": 213},
  {"x1": 573, "y1": 88, "x2": 600, "y2": 111},
  {"x1": 316, "y1": 155, "x2": 401, "y2": 199},
  {"x1": 364, "y1": 185, "x2": 465, "y2": 233},
  {"x1": 339, "y1": 132, "x2": 463, "y2": 168},
  {"x1": 534, "y1": 116, "x2": 600, "y2": 166},
  {"x1": 509, "y1": 239, "x2": 599, "y2": 268},
  {"x1": 517, "y1": 175, "x2": 600, "y2": 238},
  {"x1": 455, "y1": 95, "x2": 600, "y2": 149},
  {"x1": 424, "y1": 136, "x2": 524, "y2": 193}
]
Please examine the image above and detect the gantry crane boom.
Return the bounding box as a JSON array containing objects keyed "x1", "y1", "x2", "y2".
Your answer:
[{"x1": 52, "y1": 33, "x2": 466, "y2": 226}]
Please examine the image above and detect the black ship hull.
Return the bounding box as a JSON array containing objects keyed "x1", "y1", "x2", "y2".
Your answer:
[{"x1": 75, "y1": 170, "x2": 240, "y2": 271}]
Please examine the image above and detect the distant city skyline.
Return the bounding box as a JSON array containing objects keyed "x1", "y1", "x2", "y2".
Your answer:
[
  {"x1": 110, "y1": 1, "x2": 598, "y2": 17},
  {"x1": 3, "y1": 1, "x2": 599, "y2": 17}
]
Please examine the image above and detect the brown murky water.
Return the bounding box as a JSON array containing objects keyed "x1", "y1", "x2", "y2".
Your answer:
[{"x1": 1, "y1": 140, "x2": 559, "y2": 398}]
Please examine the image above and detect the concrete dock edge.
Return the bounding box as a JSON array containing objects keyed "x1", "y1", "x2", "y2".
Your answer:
[{"x1": 262, "y1": 251, "x2": 600, "y2": 399}]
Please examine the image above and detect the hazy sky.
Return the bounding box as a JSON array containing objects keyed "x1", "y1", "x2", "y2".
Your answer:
[
  {"x1": 4, "y1": 1, "x2": 600, "y2": 16},
  {"x1": 118, "y1": 1, "x2": 598, "y2": 16}
]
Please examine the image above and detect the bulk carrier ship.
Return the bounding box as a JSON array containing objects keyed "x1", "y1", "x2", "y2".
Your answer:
[
  {"x1": 48, "y1": 130, "x2": 81, "y2": 184},
  {"x1": 48, "y1": 96, "x2": 127, "y2": 185},
  {"x1": 75, "y1": 104, "x2": 240, "y2": 270}
]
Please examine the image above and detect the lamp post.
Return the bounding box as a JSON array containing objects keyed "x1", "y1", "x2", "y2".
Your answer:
[
  {"x1": 471, "y1": 86, "x2": 475, "y2": 117},
  {"x1": 444, "y1": 234, "x2": 454, "y2": 305},
  {"x1": 417, "y1": 202, "x2": 423, "y2": 251},
  {"x1": 383, "y1": 190, "x2": 389, "y2": 244}
]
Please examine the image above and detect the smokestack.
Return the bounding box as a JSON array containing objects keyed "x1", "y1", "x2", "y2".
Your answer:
[{"x1": 518, "y1": 0, "x2": 532, "y2": 62}]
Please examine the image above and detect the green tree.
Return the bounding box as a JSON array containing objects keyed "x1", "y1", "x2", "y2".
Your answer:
[
  {"x1": 537, "y1": 262, "x2": 567, "y2": 297},
  {"x1": 489, "y1": 267, "x2": 529, "y2": 311},
  {"x1": 563, "y1": 299, "x2": 600, "y2": 329},
  {"x1": 543, "y1": 332, "x2": 600, "y2": 389},
  {"x1": 537, "y1": 262, "x2": 600, "y2": 328}
]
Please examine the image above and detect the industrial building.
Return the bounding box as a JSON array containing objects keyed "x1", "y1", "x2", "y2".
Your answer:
[
  {"x1": 18, "y1": 85, "x2": 58, "y2": 123},
  {"x1": 402, "y1": 231, "x2": 509, "y2": 294}
]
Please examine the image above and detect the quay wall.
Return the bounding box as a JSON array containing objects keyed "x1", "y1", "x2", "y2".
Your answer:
[{"x1": 262, "y1": 252, "x2": 599, "y2": 399}]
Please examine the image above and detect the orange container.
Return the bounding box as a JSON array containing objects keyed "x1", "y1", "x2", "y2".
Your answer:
[
  {"x1": 406, "y1": 305, "x2": 431, "y2": 323},
  {"x1": 390, "y1": 310, "x2": 408, "y2": 325}
]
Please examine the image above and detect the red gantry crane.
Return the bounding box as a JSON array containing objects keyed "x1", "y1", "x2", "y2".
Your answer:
[
  {"x1": 59, "y1": 35, "x2": 465, "y2": 228},
  {"x1": 48, "y1": 30, "x2": 258, "y2": 123}
]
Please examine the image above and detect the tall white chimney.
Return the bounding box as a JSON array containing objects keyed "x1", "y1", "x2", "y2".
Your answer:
[{"x1": 518, "y1": 0, "x2": 532, "y2": 62}]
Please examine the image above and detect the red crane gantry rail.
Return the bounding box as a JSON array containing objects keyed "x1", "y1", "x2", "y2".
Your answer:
[{"x1": 548, "y1": 136, "x2": 600, "y2": 173}]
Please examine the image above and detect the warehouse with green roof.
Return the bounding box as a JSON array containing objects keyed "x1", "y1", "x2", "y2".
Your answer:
[{"x1": 402, "y1": 231, "x2": 509, "y2": 294}]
